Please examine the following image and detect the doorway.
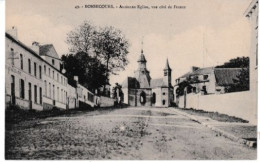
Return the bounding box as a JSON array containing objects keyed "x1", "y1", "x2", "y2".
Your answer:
[{"x1": 140, "y1": 91, "x2": 146, "y2": 106}]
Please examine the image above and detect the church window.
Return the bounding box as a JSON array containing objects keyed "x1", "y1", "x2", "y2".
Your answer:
[
  {"x1": 203, "y1": 75, "x2": 208, "y2": 80},
  {"x1": 52, "y1": 59, "x2": 55, "y2": 65},
  {"x1": 164, "y1": 72, "x2": 167, "y2": 76},
  {"x1": 163, "y1": 92, "x2": 166, "y2": 95}
]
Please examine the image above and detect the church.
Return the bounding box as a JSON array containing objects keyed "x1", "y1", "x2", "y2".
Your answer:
[{"x1": 121, "y1": 49, "x2": 174, "y2": 107}]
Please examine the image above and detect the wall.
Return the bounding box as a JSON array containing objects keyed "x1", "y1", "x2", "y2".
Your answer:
[
  {"x1": 245, "y1": 0, "x2": 258, "y2": 126},
  {"x1": 178, "y1": 91, "x2": 257, "y2": 124},
  {"x1": 99, "y1": 96, "x2": 115, "y2": 107}
]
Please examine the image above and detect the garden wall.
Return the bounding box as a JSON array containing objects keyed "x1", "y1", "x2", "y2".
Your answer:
[{"x1": 178, "y1": 91, "x2": 257, "y2": 124}]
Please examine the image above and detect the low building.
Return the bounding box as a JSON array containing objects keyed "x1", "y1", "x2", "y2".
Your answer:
[{"x1": 174, "y1": 67, "x2": 243, "y2": 98}]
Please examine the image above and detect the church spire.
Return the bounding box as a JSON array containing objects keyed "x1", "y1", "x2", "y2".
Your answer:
[{"x1": 164, "y1": 58, "x2": 171, "y2": 70}]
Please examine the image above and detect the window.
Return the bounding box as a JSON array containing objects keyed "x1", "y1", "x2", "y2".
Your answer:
[
  {"x1": 44, "y1": 80, "x2": 47, "y2": 96},
  {"x1": 61, "y1": 89, "x2": 63, "y2": 102},
  {"x1": 53, "y1": 71, "x2": 55, "y2": 79},
  {"x1": 61, "y1": 76, "x2": 63, "y2": 84},
  {"x1": 203, "y1": 75, "x2": 208, "y2": 80},
  {"x1": 53, "y1": 85, "x2": 55, "y2": 100},
  {"x1": 49, "y1": 68, "x2": 50, "y2": 76},
  {"x1": 39, "y1": 65, "x2": 42, "y2": 79},
  {"x1": 34, "y1": 85, "x2": 37, "y2": 103},
  {"x1": 57, "y1": 73, "x2": 59, "y2": 82},
  {"x1": 64, "y1": 78, "x2": 66, "y2": 85},
  {"x1": 19, "y1": 79, "x2": 24, "y2": 99},
  {"x1": 34, "y1": 62, "x2": 37, "y2": 77},
  {"x1": 52, "y1": 59, "x2": 55, "y2": 65},
  {"x1": 163, "y1": 92, "x2": 166, "y2": 95},
  {"x1": 164, "y1": 71, "x2": 167, "y2": 76},
  {"x1": 44, "y1": 65, "x2": 46, "y2": 74},
  {"x1": 49, "y1": 83, "x2": 51, "y2": 98},
  {"x1": 28, "y1": 59, "x2": 31, "y2": 74},
  {"x1": 20, "y1": 54, "x2": 23, "y2": 70},
  {"x1": 39, "y1": 87, "x2": 42, "y2": 104},
  {"x1": 57, "y1": 87, "x2": 59, "y2": 101},
  {"x1": 28, "y1": 83, "x2": 32, "y2": 101},
  {"x1": 10, "y1": 48, "x2": 14, "y2": 65}
]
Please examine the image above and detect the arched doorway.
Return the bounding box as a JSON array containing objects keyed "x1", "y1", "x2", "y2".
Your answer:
[{"x1": 140, "y1": 91, "x2": 146, "y2": 105}]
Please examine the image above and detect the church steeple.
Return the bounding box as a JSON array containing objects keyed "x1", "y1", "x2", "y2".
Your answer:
[
  {"x1": 163, "y1": 58, "x2": 172, "y2": 87},
  {"x1": 164, "y1": 58, "x2": 171, "y2": 70}
]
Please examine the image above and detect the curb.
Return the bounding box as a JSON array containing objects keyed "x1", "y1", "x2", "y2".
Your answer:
[{"x1": 170, "y1": 108, "x2": 257, "y2": 148}]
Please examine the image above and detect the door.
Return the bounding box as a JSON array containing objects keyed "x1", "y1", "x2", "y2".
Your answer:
[{"x1": 11, "y1": 75, "x2": 15, "y2": 105}]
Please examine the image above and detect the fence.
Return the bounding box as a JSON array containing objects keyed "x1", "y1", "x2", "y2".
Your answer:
[{"x1": 177, "y1": 91, "x2": 257, "y2": 124}]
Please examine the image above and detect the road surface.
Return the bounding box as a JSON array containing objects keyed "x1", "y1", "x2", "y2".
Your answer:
[{"x1": 5, "y1": 107, "x2": 256, "y2": 160}]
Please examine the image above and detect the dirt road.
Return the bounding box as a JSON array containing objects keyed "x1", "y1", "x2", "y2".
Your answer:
[{"x1": 5, "y1": 107, "x2": 256, "y2": 160}]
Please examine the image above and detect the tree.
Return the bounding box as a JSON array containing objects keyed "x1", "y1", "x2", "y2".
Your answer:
[
  {"x1": 215, "y1": 57, "x2": 249, "y2": 68},
  {"x1": 66, "y1": 21, "x2": 130, "y2": 94},
  {"x1": 61, "y1": 52, "x2": 107, "y2": 93},
  {"x1": 93, "y1": 26, "x2": 129, "y2": 82},
  {"x1": 227, "y1": 68, "x2": 249, "y2": 92},
  {"x1": 66, "y1": 21, "x2": 96, "y2": 55}
]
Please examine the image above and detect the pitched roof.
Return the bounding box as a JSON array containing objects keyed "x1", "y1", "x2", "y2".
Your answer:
[
  {"x1": 214, "y1": 68, "x2": 242, "y2": 86},
  {"x1": 177, "y1": 67, "x2": 214, "y2": 79},
  {"x1": 39, "y1": 44, "x2": 60, "y2": 59},
  {"x1": 150, "y1": 78, "x2": 164, "y2": 88}
]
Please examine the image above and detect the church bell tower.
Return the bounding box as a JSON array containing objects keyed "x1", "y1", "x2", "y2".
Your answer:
[{"x1": 163, "y1": 59, "x2": 172, "y2": 87}]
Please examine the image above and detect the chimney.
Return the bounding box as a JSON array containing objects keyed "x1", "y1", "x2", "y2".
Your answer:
[
  {"x1": 31, "y1": 41, "x2": 40, "y2": 54},
  {"x1": 7, "y1": 26, "x2": 18, "y2": 39},
  {"x1": 191, "y1": 66, "x2": 200, "y2": 72}
]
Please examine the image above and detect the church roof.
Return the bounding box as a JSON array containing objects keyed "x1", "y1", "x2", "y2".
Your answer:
[{"x1": 150, "y1": 78, "x2": 164, "y2": 88}]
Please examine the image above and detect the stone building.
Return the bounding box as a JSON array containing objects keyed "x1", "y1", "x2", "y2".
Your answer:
[{"x1": 122, "y1": 50, "x2": 174, "y2": 107}]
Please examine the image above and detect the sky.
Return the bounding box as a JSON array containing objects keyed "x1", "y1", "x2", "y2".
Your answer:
[{"x1": 6, "y1": 0, "x2": 252, "y2": 86}]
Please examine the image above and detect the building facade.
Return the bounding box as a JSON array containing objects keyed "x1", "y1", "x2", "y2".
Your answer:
[
  {"x1": 5, "y1": 27, "x2": 98, "y2": 111},
  {"x1": 122, "y1": 50, "x2": 174, "y2": 107}
]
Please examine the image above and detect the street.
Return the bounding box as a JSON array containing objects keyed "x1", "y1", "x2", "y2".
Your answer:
[{"x1": 5, "y1": 107, "x2": 256, "y2": 160}]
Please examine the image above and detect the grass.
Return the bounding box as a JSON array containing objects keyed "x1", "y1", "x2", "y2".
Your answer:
[{"x1": 175, "y1": 107, "x2": 249, "y2": 123}]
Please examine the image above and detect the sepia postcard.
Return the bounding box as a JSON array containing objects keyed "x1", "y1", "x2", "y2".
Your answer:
[{"x1": 4, "y1": 0, "x2": 258, "y2": 160}]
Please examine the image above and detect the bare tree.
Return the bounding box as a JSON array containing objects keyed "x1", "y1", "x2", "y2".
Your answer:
[{"x1": 66, "y1": 21, "x2": 96, "y2": 54}]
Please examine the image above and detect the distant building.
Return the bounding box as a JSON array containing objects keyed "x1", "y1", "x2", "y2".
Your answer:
[
  {"x1": 174, "y1": 67, "x2": 243, "y2": 97},
  {"x1": 122, "y1": 50, "x2": 174, "y2": 107}
]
